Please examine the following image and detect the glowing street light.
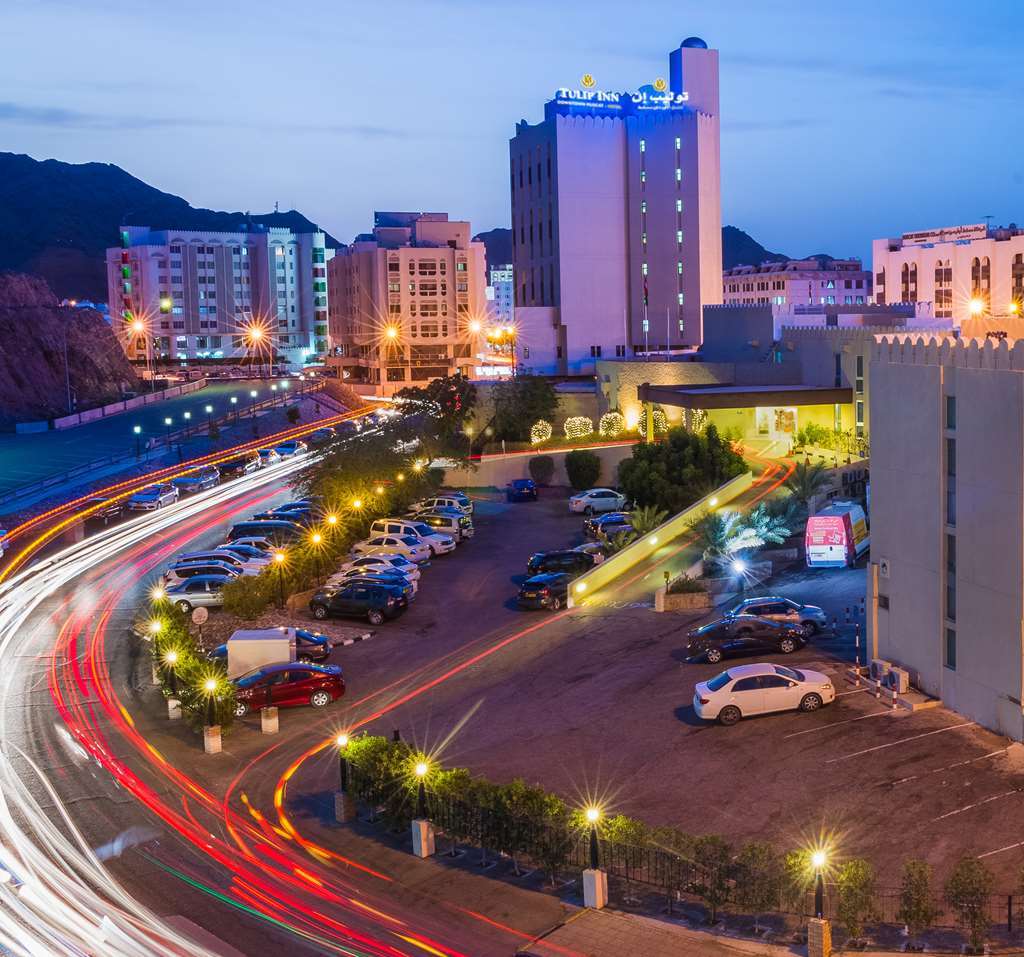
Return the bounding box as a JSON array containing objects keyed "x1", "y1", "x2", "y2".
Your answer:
[
  {"x1": 414, "y1": 759, "x2": 430, "y2": 819},
  {"x1": 326, "y1": 513, "x2": 339, "y2": 526},
  {"x1": 585, "y1": 806, "x2": 602, "y2": 869},
  {"x1": 812, "y1": 848, "x2": 828, "y2": 919},
  {"x1": 731, "y1": 558, "x2": 747, "y2": 574},
  {"x1": 374, "y1": 484, "x2": 384, "y2": 495},
  {"x1": 147, "y1": 619, "x2": 162, "y2": 637},
  {"x1": 968, "y1": 297, "x2": 985, "y2": 315},
  {"x1": 396, "y1": 472, "x2": 405, "y2": 482},
  {"x1": 273, "y1": 550, "x2": 287, "y2": 608},
  {"x1": 130, "y1": 318, "x2": 146, "y2": 335},
  {"x1": 1010, "y1": 301, "x2": 1021, "y2": 314},
  {"x1": 133, "y1": 423, "x2": 142, "y2": 457},
  {"x1": 469, "y1": 319, "x2": 482, "y2": 335},
  {"x1": 384, "y1": 326, "x2": 399, "y2": 341},
  {"x1": 150, "y1": 585, "x2": 166, "y2": 603},
  {"x1": 309, "y1": 531, "x2": 324, "y2": 585},
  {"x1": 337, "y1": 733, "x2": 351, "y2": 792},
  {"x1": 163, "y1": 649, "x2": 180, "y2": 696},
  {"x1": 351, "y1": 498, "x2": 363, "y2": 510},
  {"x1": 202, "y1": 676, "x2": 219, "y2": 727}
]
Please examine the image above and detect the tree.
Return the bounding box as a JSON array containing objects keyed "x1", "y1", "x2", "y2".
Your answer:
[
  {"x1": 735, "y1": 841, "x2": 784, "y2": 934},
  {"x1": 837, "y1": 858, "x2": 878, "y2": 942},
  {"x1": 618, "y1": 425, "x2": 746, "y2": 514},
  {"x1": 692, "y1": 834, "x2": 732, "y2": 923},
  {"x1": 492, "y1": 375, "x2": 558, "y2": 441},
  {"x1": 691, "y1": 509, "x2": 764, "y2": 567},
  {"x1": 945, "y1": 857, "x2": 993, "y2": 952},
  {"x1": 743, "y1": 501, "x2": 793, "y2": 548},
  {"x1": 896, "y1": 859, "x2": 939, "y2": 945},
  {"x1": 783, "y1": 460, "x2": 831, "y2": 512},
  {"x1": 629, "y1": 505, "x2": 668, "y2": 536},
  {"x1": 396, "y1": 373, "x2": 477, "y2": 459},
  {"x1": 564, "y1": 449, "x2": 601, "y2": 490},
  {"x1": 528, "y1": 455, "x2": 555, "y2": 486},
  {"x1": 285, "y1": 405, "x2": 301, "y2": 424}
]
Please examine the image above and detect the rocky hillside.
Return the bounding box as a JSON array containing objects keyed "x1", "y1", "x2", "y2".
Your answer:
[{"x1": 0, "y1": 273, "x2": 139, "y2": 425}]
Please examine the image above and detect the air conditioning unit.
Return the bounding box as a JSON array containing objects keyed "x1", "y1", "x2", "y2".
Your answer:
[
  {"x1": 885, "y1": 666, "x2": 910, "y2": 694},
  {"x1": 869, "y1": 658, "x2": 892, "y2": 681}
]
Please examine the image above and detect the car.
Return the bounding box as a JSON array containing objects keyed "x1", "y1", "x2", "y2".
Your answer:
[
  {"x1": 171, "y1": 465, "x2": 220, "y2": 493},
  {"x1": 309, "y1": 582, "x2": 409, "y2": 625},
  {"x1": 596, "y1": 520, "x2": 635, "y2": 544},
  {"x1": 572, "y1": 541, "x2": 608, "y2": 564},
  {"x1": 727, "y1": 596, "x2": 828, "y2": 636},
  {"x1": 693, "y1": 663, "x2": 835, "y2": 726},
  {"x1": 685, "y1": 615, "x2": 806, "y2": 664},
  {"x1": 219, "y1": 452, "x2": 261, "y2": 478},
  {"x1": 162, "y1": 560, "x2": 243, "y2": 587},
  {"x1": 337, "y1": 555, "x2": 421, "y2": 583},
  {"x1": 252, "y1": 509, "x2": 317, "y2": 527},
  {"x1": 506, "y1": 479, "x2": 538, "y2": 502},
  {"x1": 257, "y1": 448, "x2": 282, "y2": 467},
  {"x1": 231, "y1": 661, "x2": 345, "y2": 717},
  {"x1": 583, "y1": 511, "x2": 632, "y2": 539},
  {"x1": 352, "y1": 535, "x2": 431, "y2": 563},
  {"x1": 226, "y1": 536, "x2": 275, "y2": 553},
  {"x1": 271, "y1": 499, "x2": 320, "y2": 515},
  {"x1": 517, "y1": 572, "x2": 572, "y2": 610},
  {"x1": 84, "y1": 496, "x2": 124, "y2": 525},
  {"x1": 526, "y1": 549, "x2": 595, "y2": 577},
  {"x1": 360, "y1": 551, "x2": 421, "y2": 575},
  {"x1": 307, "y1": 427, "x2": 336, "y2": 446},
  {"x1": 226, "y1": 519, "x2": 305, "y2": 544},
  {"x1": 411, "y1": 495, "x2": 473, "y2": 516},
  {"x1": 409, "y1": 510, "x2": 473, "y2": 542},
  {"x1": 174, "y1": 550, "x2": 263, "y2": 575},
  {"x1": 327, "y1": 570, "x2": 417, "y2": 599},
  {"x1": 164, "y1": 574, "x2": 232, "y2": 612},
  {"x1": 569, "y1": 488, "x2": 627, "y2": 515},
  {"x1": 275, "y1": 439, "x2": 308, "y2": 458},
  {"x1": 369, "y1": 519, "x2": 456, "y2": 555},
  {"x1": 216, "y1": 543, "x2": 272, "y2": 565},
  {"x1": 127, "y1": 483, "x2": 179, "y2": 511}
]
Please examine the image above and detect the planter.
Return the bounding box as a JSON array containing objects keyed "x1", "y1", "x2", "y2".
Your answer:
[{"x1": 655, "y1": 588, "x2": 712, "y2": 613}]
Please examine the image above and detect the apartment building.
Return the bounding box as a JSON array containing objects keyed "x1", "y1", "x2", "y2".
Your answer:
[{"x1": 722, "y1": 258, "x2": 870, "y2": 308}]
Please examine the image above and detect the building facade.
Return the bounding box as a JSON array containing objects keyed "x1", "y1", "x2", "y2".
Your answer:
[
  {"x1": 723, "y1": 259, "x2": 870, "y2": 308},
  {"x1": 872, "y1": 222, "x2": 1024, "y2": 322},
  {"x1": 869, "y1": 333, "x2": 1024, "y2": 741},
  {"x1": 326, "y1": 212, "x2": 487, "y2": 396},
  {"x1": 486, "y1": 264, "x2": 514, "y2": 328},
  {"x1": 509, "y1": 37, "x2": 721, "y2": 376},
  {"x1": 107, "y1": 225, "x2": 330, "y2": 370}
]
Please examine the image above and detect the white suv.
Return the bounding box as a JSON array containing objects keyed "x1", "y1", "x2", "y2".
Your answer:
[
  {"x1": 568, "y1": 488, "x2": 627, "y2": 515},
  {"x1": 352, "y1": 535, "x2": 431, "y2": 563},
  {"x1": 693, "y1": 663, "x2": 835, "y2": 726},
  {"x1": 369, "y1": 518, "x2": 456, "y2": 555},
  {"x1": 411, "y1": 495, "x2": 472, "y2": 516}
]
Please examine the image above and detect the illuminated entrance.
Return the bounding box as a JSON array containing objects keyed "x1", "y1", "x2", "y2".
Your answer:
[{"x1": 756, "y1": 407, "x2": 798, "y2": 439}]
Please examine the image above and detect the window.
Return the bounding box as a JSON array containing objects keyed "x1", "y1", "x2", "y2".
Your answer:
[
  {"x1": 945, "y1": 533, "x2": 956, "y2": 622},
  {"x1": 639, "y1": 138, "x2": 646, "y2": 153},
  {"x1": 674, "y1": 136, "x2": 681, "y2": 149},
  {"x1": 833, "y1": 353, "x2": 842, "y2": 388},
  {"x1": 732, "y1": 677, "x2": 761, "y2": 692},
  {"x1": 676, "y1": 199, "x2": 683, "y2": 212},
  {"x1": 944, "y1": 627, "x2": 956, "y2": 671},
  {"x1": 945, "y1": 437, "x2": 956, "y2": 527},
  {"x1": 675, "y1": 168, "x2": 682, "y2": 182},
  {"x1": 945, "y1": 395, "x2": 956, "y2": 430},
  {"x1": 590, "y1": 345, "x2": 602, "y2": 358},
  {"x1": 615, "y1": 344, "x2": 626, "y2": 357},
  {"x1": 855, "y1": 355, "x2": 864, "y2": 394}
]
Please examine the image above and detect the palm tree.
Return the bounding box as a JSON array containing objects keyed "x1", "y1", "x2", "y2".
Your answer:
[
  {"x1": 783, "y1": 460, "x2": 831, "y2": 511},
  {"x1": 629, "y1": 505, "x2": 669, "y2": 536},
  {"x1": 606, "y1": 529, "x2": 639, "y2": 554},
  {"x1": 744, "y1": 502, "x2": 794, "y2": 547},
  {"x1": 691, "y1": 510, "x2": 764, "y2": 567}
]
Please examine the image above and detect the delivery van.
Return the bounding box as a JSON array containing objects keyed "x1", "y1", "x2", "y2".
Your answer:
[{"x1": 805, "y1": 500, "x2": 869, "y2": 568}]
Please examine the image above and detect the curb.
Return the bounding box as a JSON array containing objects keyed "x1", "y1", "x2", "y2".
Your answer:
[{"x1": 335, "y1": 631, "x2": 374, "y2": 647}]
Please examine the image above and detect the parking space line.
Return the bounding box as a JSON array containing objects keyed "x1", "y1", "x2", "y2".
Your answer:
[
  {"x1": 826, "y1": 720, "x2": 975, "y2": 764},
  {"x1": 783, "y1": 709, "x2": 892, "y2": 738},
  {"x1": 836, "y1": 688, "x2": 872, "y2": 697},
  {"x1": 892, "y1": 748, "x2": 1007, "y2": 786},
  {"x1": 980, "y1": 840, "x2": 1024, "y2": 859},
  {"x1": 932, "y1": 787, "x2": 1023, "y2": 822}
]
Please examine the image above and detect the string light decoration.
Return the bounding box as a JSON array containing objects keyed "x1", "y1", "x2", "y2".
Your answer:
[
  {"x1": 598, "y1": 411, "x2": 626, "y2": 438},
  {"x1": 563, "y1": 416, "x2": 594, "y2": 441},
  {"x1": 639, "y1": 405, "x2": 669, "y2": 436},
  {"x1": 530, "y1": 420, "x2": 553, "y2": 445}
]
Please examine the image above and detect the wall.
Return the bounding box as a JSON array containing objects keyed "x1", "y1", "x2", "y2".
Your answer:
[
  {"x1": 444, "y1": 442, "x2": 636, "y2": 490},
  {"x1": 469, "y1": 381, "x2": 600, "y2": 436},
  {"x1": 596, "y1": 358, "x2": 735, "y2": 424},
  {"x1": 52, "y1": 378, "x2": 207, "y2": 430}
]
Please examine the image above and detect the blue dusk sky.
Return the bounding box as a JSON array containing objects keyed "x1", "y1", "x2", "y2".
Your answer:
[{"x1": 2, "y1": 0, "x2": 1021, "y2": 261}]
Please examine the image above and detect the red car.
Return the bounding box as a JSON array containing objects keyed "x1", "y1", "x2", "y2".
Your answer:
[{"x1": 231, "y1": 661, "x2": 344, "y2": 717}]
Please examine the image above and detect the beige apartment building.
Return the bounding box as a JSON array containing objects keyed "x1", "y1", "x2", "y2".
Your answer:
[
  {"x1": 723, "y1": 258, "x2": 870, "y2": 308},
  {"x1": 869, "y1": 332, "x2": 1024, "y2": 740},
  {"x1": 326, "y1": 212, "x2": 487, "y2": 396}
]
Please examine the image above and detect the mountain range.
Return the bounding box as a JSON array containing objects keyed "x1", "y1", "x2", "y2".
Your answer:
[{"x1": 0, "y1": 152, "x2": 821, "y2": 301}]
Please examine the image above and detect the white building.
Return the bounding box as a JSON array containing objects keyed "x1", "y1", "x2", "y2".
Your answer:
[
  {"x1": 723, "y1": 259, "x2": 870, "y2": 308},
  {"x1": 869, "y1": 332, "x2": 1024, "y2": 741},
  {"x1": 486, "y1": 264, "x2": 514, "y2": 328},
  {"x1": 107, "y1": 225, "x2": 331, "y2": 370},
  {"x1": 509, "y1": 36, "x2": 721, "y2": 375},
  {"x1": 872, "y1": 222, "x2": 1024, "y2": 322}
]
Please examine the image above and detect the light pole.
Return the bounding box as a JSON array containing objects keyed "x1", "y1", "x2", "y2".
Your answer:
[
  {"x1": 812, "y1": 849, "x2": 827, "y2": 919},
  {"x1": 133, "y1": 424, "x2": 142, "y2": 458},
  {"x1": 337, "y1": 733, "x2": 350, "y2": 792},
  {"x1": 163, "y1": 416, "x2": 173, "y2": 444},
  {"x1": 414, "y1": 760, "x2": 429, "y2": 819},
  {"x1": 586, "y1": 806, "x2": 601, "y2": 870},
  {"x1": 164, "y1": 649, "x2": 179, "y2": 697},
  {"x1": 203, "y1": 677, "x2": 218, "y2": 727},
  {"x1": 310, "y1": 531, "x2": 323, "y2": 586},
  {"x1": 230, "y1": 395, "x2": 239, "y2": 424},
  {"x1": 273, "y1": 550, "x2": 286, "y2": 608}
]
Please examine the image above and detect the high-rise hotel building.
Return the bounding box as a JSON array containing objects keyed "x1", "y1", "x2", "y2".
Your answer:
[
  {"x1": 509, "y1": 37, "x2": 722, "y2": 375},
  {"x1": 107, "y1": 224, "x2": 331, "y2": 370}
]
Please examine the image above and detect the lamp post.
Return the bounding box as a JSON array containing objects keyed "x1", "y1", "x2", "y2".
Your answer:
[
  {"x1": 250, "y1": 389, "x2": 258, "y2": 418},
  {"x1": 273, "y1": 550, "x2": 286, "y2": 608},
  {"x1": 582, "y1": 805, "x2": 607, "y2": 909},
  {"x1": 812, "y1": 850, "x2": 826, "y2": 919},
  {"x1": 133, "y1": 424, "x2": 142, "y2": 458},
  {"x1": 230, "y1": 395, "x2": 239, "y2": 424},
  {"x1": 164, "y1": 649, "x2": 179, "y2": 697},
  {"x1": 414, "y1": 760, "x2": 429, "y2": 819},
  {"x1": 585, "y1": 807, "x2": 601, "y2": 870},
  {"x1": 337, "y1": 733, "x2": 350, "y2": 792},
  {"x1": 310, "y1": 531, "x2": 323, "y2": 586},
  {"x1": 203, "y1": 677, "x2": 218, "y2": 728},
  {"x1": 163, "y1": 416, "x2": 173, "y2": 444}
]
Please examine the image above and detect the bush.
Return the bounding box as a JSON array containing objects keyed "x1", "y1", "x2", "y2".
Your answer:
[
  {"x1": 837, "y1": 858, "x2": 878, "y2": 941},
  {"x1": 222, "y1": 573, "x2": 274, "y2": 619},
  {"x1": 599, "y1": 411, "x2": 626, "y2": 438},
  {"x1": 285, "y1": 405, "x2": 301, "y2": 424},
  {"x1": 667, "y1": 575, "x2": 706, "y2": 595},
  {"x1": 528, "y1": 455, "x2": 555, "y2": 486},
  {"x1": 897, "y1": 859, "x2": 938, "y2": 942},
  {"x1": 564, "y1": 449, "x2": 601, "y2": 490},
  {"x1": 530, "y1": 420, "x2": 553, "y2": 444},
  {"x1": 693, "y1": 834, "x2": 732, "y2": 922},
  {"x1": 638, "y1": 404, "x2": 669, "y2": 437},
  {"x1": 493, "y1": 375, "x2": 558, "y2": 441},
  {"x1": 563, "y1": 416, "x2": 594, "y2": 441},
  {"x1": 735, "y1": 841, "x2": 784, "y2": 933},
  {"x1": 945, "y1": 857, "x2": 993, "y2": 951}
]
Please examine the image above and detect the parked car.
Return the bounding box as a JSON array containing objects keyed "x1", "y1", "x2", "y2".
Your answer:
[
  {"x1": 693, "y1": 663, "x2": 835, "y2": 726},
  {"x1": 369, "y1": 519, "x2": 455, "y2": 555},
  {"x1": 226, "y1": 519, "x2": 305, "y2": 544},
  {"x1": 162, "y1": 560, "x2": 243, "y2": 587},
  {"x1": 127, "y1": 483, "x2": 179, "y2": 511},
  {"x1": 275, "y1": 439, "x2": 308, "y2": 458},
  {"x1": 307, "y1": 427, "x2": 336, "y2": 446},
  {"x1": 257, "y1": 448, "x2": 282, "y2": 467},
  {"x1": 359, "y1": 552, "x2": 421, "y2": 576},
  {"x1": 506, "y1": 479, "x2": 538, "y2": 502},
  {"x1": 253, "y1": 509, "x2": 317, "y2": 527},
  {"x1": 337, "y1": 555, "x2": 421, "y2": 583},
  {"x1": 174, "y1": 549, "x2": 263, "y2": 575},
  {"x1": 328, "y1": 570, "x2": 417, "y2": 599},
  {"x1": 226, "y1": 536, "x2": 275, "y2": 553},
  {"x1": 231, "y1": 661, "x2": 345, "y2": 717},
  {"x1": 526, "y1": 549, "x2": 595, "y2": 577},
  {"x1": 583, "y1": 511, "x2": 632, "y2": 539},
  {"x1": 596, "y1": 520, "x2": 635, "y2": 544},
  {"x1": 84, "y1": 496, "x2": 124, "y2": 525},
  {"x1": 572, "y1": 541, "x2": 608, "y2": 564},
  {"x1": 216, "y1": 543, "x2": 272, "y2": 565},
  {"x1": 165, "y1": 574, "x2": 232, "y2": 612},
  {"x1": 309, "y1": 582, "x2": 409, "y2": 624},
  {"x1": 727, "y1": 597, "x2": 828, "y2": 636},
  {"x1": 171, "y1": 465, "x2": 220, "y2": 494},
  {"x1": 219, "y1": 453, "x2": 261, "y2": 478},
  {"x1": 271, "y1": 499, "x2": 320, "y2": 515},
  {"x1": 411, "y1": 494, "x2": 473, "y2": 516},
  {"x1": 410, "y1": 510, "x2": 473, "y2": 542},
  {"x1": 569, "y1": 488, "x2": 627, "y2": 515},
  {"x1": 517, "y1": 572, "x2": 572, "y2": 610},
  {"x1": 352, "y1": 535, "x2": 431, "y2": 563},
  {"x1": 685, "y1": 615, "x2": 806, "y2": 664}
]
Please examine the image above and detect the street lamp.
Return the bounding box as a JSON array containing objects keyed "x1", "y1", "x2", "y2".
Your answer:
[
  {"x1": 163, "y1": 416, "x2": 173, "y2": 443},
  {"x1": 812, "y1": 849, "x2": 827, "y2": 919},
  {"x1": 273, "y1": 550, "x2": 286, "y2": 608},
  {"x1": 968, "y1": 297, "x2": 985, "y2": 316},
  {"x1": 249, "y1": 390, "x2": 258, "y2": 417},
  {"x1": 203, "y1": 676, "x2": 218, "y2": 727},
  {"x1": 164, "y1": 649, "x2": 179, "y2": 697},
  {"x1": 230, "y1": 395, "x2": 239, "y2": 423},
  {"x1": 396, "y1": 472, "x2": 405, "y2": 483},
  {"x1": 204, "y1": 404, "x2": 214, "y2": 433},
  {"x1": 309, "y1": 531, "x2": 323, "y2": 585},
  {"x1": 337, "y1": 733, "x2": 350, "y2": 793},
  {"x1": 414, "y1": 760, "x2": 429, "y2": 819},
  {"x1": 374, "y1": 484, "x2": 384, "y2": 496},
  {"x1": 326, "y1": 513, "x2": 338, "y2": 528},
  {"x1": 351, "y1": 498, "x2": 363, "y2": 511},
  {"x1": 133, "y1": 424, "x2": 142, "y2": 458},
  {"x1": 585, "y1": 806, "x2": 602, "y2": 870},
  {"x1": 149, "y1": 585, "x2": 166, "y2": 603},
  {"x1": 147, "y1": 619, "x2": 162, "y2": 637}
]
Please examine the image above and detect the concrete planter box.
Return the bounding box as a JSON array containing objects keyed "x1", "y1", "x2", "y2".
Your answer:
[{"x1": 655, "y1": 588, "x2": 712, "y2": 613}]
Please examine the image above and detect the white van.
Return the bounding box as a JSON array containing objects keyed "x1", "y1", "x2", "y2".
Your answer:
[{"x1": 369, "y1": 518, "x2": 456, "y2": 555}]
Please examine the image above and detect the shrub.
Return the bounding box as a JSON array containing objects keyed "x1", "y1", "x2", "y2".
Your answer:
[
  {"x1": 945, "y1": 857, "x2": 993, "y2": 952},
  {"x1": 528, "y1": 455, "x2": 555, "y2": 486},
  {"x1": 735, "y1": 841, "x2": 784, "y2": 934},
  {"x1": 563, "y1": 416, "x2": 594, "y2": 441},
  {"x1": 564, "y1": 449, "x2": 601, "y2": 490},
  {"x1": 285, "y1": 405, "x2": 301, "y2": 424},
  {"x1": 599, "y1": 411, "x2": 626, "y2": 438},
  {"x1": 530, "y1": 420, "x2": 553, "y2": 445},
  {"x1": 837, "y1": 858, "x2": 878, "y2": 941},
  {"x1": 667, "y1": 575, "x2": 706, "y2": 595},
  {"x1": 692, "y1": 834, "x2": 732, "y2": 922},
  {"x1": 897, "y1": 859, "x2": 939, "y2": 942},
  {"x1": 222, "y1": 573, "x2": 274, "y2": 619},
  {"x1": 493, "y1": 375, "x2": 558, "y2": 441}
]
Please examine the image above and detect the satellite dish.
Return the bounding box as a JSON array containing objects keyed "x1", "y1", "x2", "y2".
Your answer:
[{"x1": 191, "y1": 607, "x2": 209, "y2": 625}]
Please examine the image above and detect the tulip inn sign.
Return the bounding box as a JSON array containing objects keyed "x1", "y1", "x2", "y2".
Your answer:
[{"x1": 551, "y1": 81, "x2": 690, "y2": 117}]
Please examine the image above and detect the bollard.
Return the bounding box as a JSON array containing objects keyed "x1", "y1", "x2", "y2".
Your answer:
[
  {"x1": 583, "y1": 868, "x2": 609, "y2": 910},
  {"x1": 854, "y1": 625, "x2": 861, "y2": 686},
  {"x1": 891, "y1": 684, "x2": 898, "y2": 711},
  {"x1": 261, "y1": 706, "x2": 279, "y2": 735},
  {"x1": 831, "y1": 616, "x2": 839, "y2": 637},
  {"x1": 393, "y1": 729, "x2": 401, "y2": 742},
  {"x1": 167, "y1": 698, "x2": 182, "y2": 720},
  {"x1": 411, "y1": 818, "x2": 435, "y2": 858},
  {"x1": 203, "y1": 725, "x2": 222, "y2": 754}
]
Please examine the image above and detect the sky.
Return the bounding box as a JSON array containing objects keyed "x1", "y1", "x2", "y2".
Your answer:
[{"x1": 2, "y1": 0, "x2": 1022, "y2": 262}]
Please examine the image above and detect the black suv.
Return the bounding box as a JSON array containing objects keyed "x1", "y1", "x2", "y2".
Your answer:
[
  {"x1": 518, "y1": 572, "x2": 572, "y2": 610},
  {"x1": 526, "y1": 550, "x2": 594, "y2": 577},
  {"x1": 685, "y1": 615, "x2": 805, "y2": 664},
  {"x1": 309, "y1": 582, "x2": 408, "y2": 625}
]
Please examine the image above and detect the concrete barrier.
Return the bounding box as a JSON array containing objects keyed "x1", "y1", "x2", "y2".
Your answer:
[
  {"x1": 52, "y1": 379, "x2": 208, "y2": 430},
  {"x1": 567, "y1": 471, "x2": 754, "y2": 608}
]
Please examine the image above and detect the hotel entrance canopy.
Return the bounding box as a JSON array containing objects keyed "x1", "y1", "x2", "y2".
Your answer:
[{"x1": 637, "y1": 382, "x2": 853, "y2": 410}]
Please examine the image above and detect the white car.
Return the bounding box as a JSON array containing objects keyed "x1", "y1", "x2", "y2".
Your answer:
[
  {"x1": 175, "y1": 549, "x2": 265, "y2": 575},
  {"x1": 568, "y1": 488, "x2": 627, "y2": 515},
  {"x1": 127, "y1": 483, "x2": 180, "y2": 511},
  {"x1": 369, "y1": 519, "x2": 456, "y2": 556},
  {"x1": 693, "y1": 663, "x2": 835, "y2": 726},
  {"x1": 227, "y1": 536, "x2": 274, "y2": 553},
  {"x1": 411, "y1": 495, "x2": 473, "y2": 516},
  {"x1": 352, "y1": 535, "x2": 431, "y2": 563},
  {"x1": 257, "y1": 448, "x2": 282, "y2": 467},
  {"x1": 363, "y1": 551, "x2": 422, "y2": 576},
  {"x1": 337, "y1": 555, "x2": 421, "y2": 583},
  {"x1": 162, "y1": 560, "x2": 243, "y2": 587}
]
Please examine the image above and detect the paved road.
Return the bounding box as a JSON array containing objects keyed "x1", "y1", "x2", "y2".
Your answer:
[{"x1": 0, "y1": 378, "x2": 281, "y2": 496}]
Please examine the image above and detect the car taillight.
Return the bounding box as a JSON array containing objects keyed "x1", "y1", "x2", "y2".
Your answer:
[
  {"x1": 539, "y1": 587, "x2": 550, "y2": 595},
  {"x1": 698, "y1": 697, "x2": 710, "y2": 705}
]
